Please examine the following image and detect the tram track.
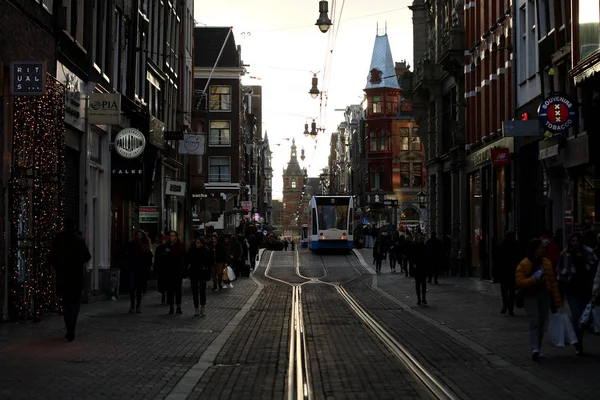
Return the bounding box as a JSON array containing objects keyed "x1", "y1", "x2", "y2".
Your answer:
[
  {"x1": 265, "y1": 250, "x2": 457, "y2": 399},
  {"x1": 303, "y1": 252, "x2": 457, "y2": 400}
]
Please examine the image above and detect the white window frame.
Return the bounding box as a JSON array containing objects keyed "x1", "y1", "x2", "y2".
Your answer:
[
  {"x1": 209, "y1": 157, "x2": 231, "y2": 183},
  {"x1": 209, "y1": 121, "x2": 231, "y2": 147},
  {"x1": 209, "y1": 86, "x2": 232, "y2": 111}
]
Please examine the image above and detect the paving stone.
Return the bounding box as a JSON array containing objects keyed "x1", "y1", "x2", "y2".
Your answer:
[{"x1": 0, "y1": 278, "x2": 257, "y2": 400}]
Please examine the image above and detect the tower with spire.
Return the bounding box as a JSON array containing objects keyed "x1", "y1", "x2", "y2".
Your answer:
[
  {"x1": 363, "y1": 26, "x2": 426, "y2": 228},
  {"x1": 281, "y1": 139, "x2": 306, "y2": 236}
]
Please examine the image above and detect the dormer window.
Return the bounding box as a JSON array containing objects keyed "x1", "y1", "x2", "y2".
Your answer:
[{"x1": 369, "y1": 68, "x2": 382, "y2": 84}]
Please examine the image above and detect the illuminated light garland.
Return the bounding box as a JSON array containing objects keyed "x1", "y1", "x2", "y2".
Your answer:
[{"x1": 9, "y1": 75, "x2": 65, "y2": 321}]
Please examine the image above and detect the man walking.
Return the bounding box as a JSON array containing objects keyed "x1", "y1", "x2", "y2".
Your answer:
[{"x1": 48, "y1": 218, "x2": 91, "y2": 342}]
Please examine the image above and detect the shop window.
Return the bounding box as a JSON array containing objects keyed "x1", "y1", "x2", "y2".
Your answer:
[
  {"x1": 209, "y1": 121, "x2": 231, "y2": 146},
  {"x1": 209, "y1": 86, "x2": 231, "y2": 111}
]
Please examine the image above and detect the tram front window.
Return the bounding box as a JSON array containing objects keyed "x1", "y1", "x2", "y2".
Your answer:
[{"x1": 317, "y1": 205, "x2": 348, "y2": 230}]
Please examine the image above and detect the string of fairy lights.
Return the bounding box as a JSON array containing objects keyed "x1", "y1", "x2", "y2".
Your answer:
[{"x1": 9, "y1": 75, "x2": 65, "y2": 320}]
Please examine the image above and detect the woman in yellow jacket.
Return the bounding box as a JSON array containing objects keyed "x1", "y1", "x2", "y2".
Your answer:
[{"x1": 516, "y1": 238, "x2": 561, "y2": 361}]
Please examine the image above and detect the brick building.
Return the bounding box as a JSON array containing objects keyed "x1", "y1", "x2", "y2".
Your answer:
[{"x1": 281, "y1": 139, "x2": 306, "y2": 236}]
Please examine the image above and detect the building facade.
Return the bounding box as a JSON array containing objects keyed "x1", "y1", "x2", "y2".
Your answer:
[
  {"x1": 363, "y1": 33, "x2": 427, "y2": 231},
  {"x1": 281, "y1": 139, "x2": 306, "y2": 236},
  {"x1": 192, "y1": 27, "x2": 245, "y2": 234},
  {"x1": 408, "y1": 0, "x2": 467, "y2": 275}
]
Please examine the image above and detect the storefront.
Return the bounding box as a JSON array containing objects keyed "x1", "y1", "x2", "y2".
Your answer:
[{"x1": 466, "y1": 138, "x2": 514, "y2": 279}]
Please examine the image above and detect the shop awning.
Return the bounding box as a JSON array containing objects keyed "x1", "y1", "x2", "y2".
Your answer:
[
  {"x1": 539, "y1": 144, "x2": 559, "y2": 160},
  {"x1": 571, "y1": 50, "x2": 600, "y2": 85}
]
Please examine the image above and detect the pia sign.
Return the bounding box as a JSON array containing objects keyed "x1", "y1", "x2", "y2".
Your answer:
[{"x1": 538, "y1": 94, "x2": 577, "y2": 133}]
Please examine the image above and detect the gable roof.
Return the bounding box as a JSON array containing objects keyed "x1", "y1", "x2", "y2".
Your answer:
[{"x1": 194, "y1": 27, "x2": 241, "y2": 68}]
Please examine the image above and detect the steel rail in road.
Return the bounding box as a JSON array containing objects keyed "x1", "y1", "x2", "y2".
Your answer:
[
  {"x1": 301, "y1": 253, "x2": 457, "y2": 400},
  {"x1": 264, "y1": 252, "x2": 312, "y2": 400}
]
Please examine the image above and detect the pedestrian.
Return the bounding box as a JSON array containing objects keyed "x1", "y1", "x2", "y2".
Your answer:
[
  {"x1": 495, "y1": 231, "x2": 521, "y2": 315},
  {"x1": 516, "y1": 238, "x2": 561, "y2": 361},
  {"x1": 214, "y1": 235, "x2": 229, "y2": 290},
  {"x1": 291, "y1": 239, "x2": 296, "y2": 251},
  {"x1": 154, "y1": 235, "x2": 170, "y2": 304},
  {"x1": 125, "y1": 230, "x2": 153, "y2": 313},
  {"x1": 411, "y1": 235, "x2": 429, "y2": 305},
  {"x1": 166, "y1": 230, "x2": 186, "y2": 314},
  {"x1": 373, "y1": 235, "x2": 385, "y2": 274},
  {"x1": 230, "y1": 235, "x2": 243, "y2": 282},
  {"x1": 425, "y1": 232, "x2": 444, "y2": 284},
  {"x1": 238, "y1": 234, "x2": 249, "y2": 275},
  {"x1": 389, "y1": 237, "x2": 398, "y2": 273},
  {"x1": 557, "y1": 233, "x2": 598, "y2": 355},
  {"x1": 186, "y1": 237, "x2": 208, "y2": 316},
  {"x1": 48, "y1": 218, "x2": 91, "y2": 342},
  {"x1": 395, "y1": 235, "x2": 408, "y2": 276},
  {"x1": 248, "y1": 233, "x2": 259, "y2": 270}
]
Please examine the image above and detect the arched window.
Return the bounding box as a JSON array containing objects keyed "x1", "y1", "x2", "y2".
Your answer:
[{"x1": 292, "y1": 179, "x2": 297, "y2": 189}]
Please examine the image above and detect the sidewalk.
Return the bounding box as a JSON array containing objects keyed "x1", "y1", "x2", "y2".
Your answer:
[
  {"x1": 355, "y1": 248, "x2": 600, "y2": 399},
  {"x1": 0, "y1": 277, "x2": 258, "y2": 400}
]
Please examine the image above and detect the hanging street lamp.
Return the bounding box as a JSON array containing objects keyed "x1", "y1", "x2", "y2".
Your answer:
[
  {"x1": 300, "y1": 147, "x2": 306, "y2": 161},
  {"x1": 315, "y1": 1, "x2": 332, "y2": 33},
  {"x1": 417, "y1": 190, "x2": 427, "y2": 209},
  {"x1": 309, "y1": 73, "x2": 320, "y2": 98},
  {"x1": 310, "y1": 120, "x2": 318, "y2": 139},
  {"x1": 303, "y1": 122, "x2": 310, "y2": 136}
]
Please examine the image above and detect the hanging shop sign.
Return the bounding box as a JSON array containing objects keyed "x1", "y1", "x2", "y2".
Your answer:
[
  {"x1": 10, "y1": 61, "x2": 45, "y2": 95},
  {"x1": 149, "y1": 116, "x2": 165, "y2": 149},
  {"x1": 178, "y1": 133, "x2": 206, "y2": 155},
  {"x1": 114, "y1": 128, "x2": 146, "y2": 159},
  {"x1": 139, "y1": 206, "x2": 159, "y2": 223},
  {"x1": 241, "y1": 201, "x2": 252, "y2": 212},
  {"x1": 89, "y1": 93, "x2": 121, "y2": 125},
  {"x1": 165, "y1": 180, "x2": 187, "y2": 196},
  {"x1": 491, "y1": 148, "x2": 510, "y2": 166},
  {"x1": 538, "y1": 94, "x2": 576, "y2": 133}
]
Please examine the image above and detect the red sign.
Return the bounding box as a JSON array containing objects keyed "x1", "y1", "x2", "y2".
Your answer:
[{"x1": 491, "y1": 148, "x2": 510, "y2": 166}]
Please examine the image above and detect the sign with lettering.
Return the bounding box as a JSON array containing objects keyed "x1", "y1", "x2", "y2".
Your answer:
[
  {"x1": 178, "y1": 133, "x2": 205, "y2": 155},
  {"x1": 114, "y1": 128, "x2": 146, "y2": 159},
  {"x1": 112, "y1": 168, "x2": 143, "y2": 175},
  {"x1": 491, "y1": 148, "x2": 510, "y2": 166},
  {"x1": 471, "y1": 148, "x2": 492, "y2": 166},
  {"x1": 11, "y1": 61, "x2": 45, "y2": 95},
  {"x1": 139, "y1": 206, "x2": 159, "y2": 223},
  {"x1": 165, "y1": 180, "x2": 186, "y2": 196},
  {"x1": 164, "y1": 131, "x2": 184, "y2": 141},
  {"x1": 89, "y1": 93, "x2": 121, "y2": 125},
  {"x1": 538, "y1": 94, "x2": 576, "y2": 133}
]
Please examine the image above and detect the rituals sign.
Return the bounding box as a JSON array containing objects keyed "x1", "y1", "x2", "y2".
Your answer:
[{"x1": 11, "y1": 61, "x2": 45, "y2": 95}]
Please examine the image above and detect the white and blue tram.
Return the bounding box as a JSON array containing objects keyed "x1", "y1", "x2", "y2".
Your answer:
[{"x1": 308, "y1": 196, "x2": 354, "y2": 251}]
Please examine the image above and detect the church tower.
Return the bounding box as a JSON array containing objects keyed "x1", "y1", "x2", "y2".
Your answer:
[{"x1": 281, "y1": 139, "x2": 305, "y2": 236}]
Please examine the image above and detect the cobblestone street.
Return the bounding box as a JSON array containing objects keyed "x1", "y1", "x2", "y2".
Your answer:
[{"x1": 2, "y1": 249, "x2": 600, "y2": 399}]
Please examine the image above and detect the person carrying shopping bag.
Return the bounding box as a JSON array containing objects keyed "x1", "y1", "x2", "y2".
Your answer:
[
  {"x1": 557, "y1": 233, "x2": 598, "y2": 355},
  {"x1": 516, "y1": 238, "x2": 561, "y2": 361}
]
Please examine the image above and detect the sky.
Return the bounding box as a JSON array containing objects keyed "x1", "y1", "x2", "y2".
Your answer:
[{"x1": 194, "y1": 0, "x2": 414, "y2": 199}]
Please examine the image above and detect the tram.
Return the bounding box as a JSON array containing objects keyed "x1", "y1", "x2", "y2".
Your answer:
[
  {"x1": 308, "y1": 195, "x2": 354, "y2": 251},
  {"x1": 300, "y1": 224, "x2": 309, "y2": 248}
]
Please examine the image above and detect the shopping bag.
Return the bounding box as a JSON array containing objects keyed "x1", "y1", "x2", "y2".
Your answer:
[
  {"x1": 546, "y1": 313, "x2": 566, "y2": 347},
  {"x1": 222, "y1": 268, "x2": 229, "y2": 281},
  {"x1": 579, "y1": 302, "x2": 593, "y2": 328},
  {"x1": 560, "y1": 313, "x2": 578, "y2": 345},
  {"x1": 592, "y1": 307, "x2": 600, "y2": 334},
  {"x1": 227, "y1": 266, "x2": 236, "y2": 281}
]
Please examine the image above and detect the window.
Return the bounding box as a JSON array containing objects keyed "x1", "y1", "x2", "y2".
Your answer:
[
  {"x1": 411, "y1": 128, "x2": 422, "y2": 151},
  {"x1": 372, "y1": 95, "x2": 382, "y2": 114},
  {"x1": 122, "y1": 18, "x2": 130, "y2": 95},
  {"x1": 209, "y1": 86, "x2": 231, "y2": 111},
  {"x1": 519, "y1": 5, "x2": 527, "y2": 82},
  {"x1": 369, "y1": 132, "x2": 377, "y2": 152},
  {"x1": 539, "y1": 0, "x2": 555, "y2": 37},
  {"x1": 90, "y1": 129, "x2": 101, "y2": 162},
  {"x1": 527, "y1": 0, "x2": 537, "y2": 77},
  {"x1": 370, "y1": 165, "x2": 381, "y2": 190},
  {"x1": 209, "y1": 157, "x2": 231, "y2": 182},
  {"x1": 579, "y1": 1, "x2": 600, "y2": 59},
  {"x1": 401, "y1": 163, "x2": 423, "y2": 188},
  {"x1": 400, "y1": 128, "x2": 409, "y2": 150},
  {"x1": 386, "y1": 94, "x2": 398, "y2": 114},
  {"x1": 93, "y1": 0, "x2": 109, "y2": 72},
  {"x1": 292, "y1": 179, "x2": 297, "y2": 189},
  {"x1": 113, "y1": 8, "x2": 122, "y2": 91},
  {"x1": 378, "y1": 130, "x2": 390, "y2": 151},
  {"x1": 209, "y1": 121, "x2": 231, "y2": 146}
]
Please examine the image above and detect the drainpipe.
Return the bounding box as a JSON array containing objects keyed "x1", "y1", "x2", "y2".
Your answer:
[{"x1": 511, "y1": 2, "x2": 520, "y2": 240}]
